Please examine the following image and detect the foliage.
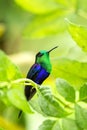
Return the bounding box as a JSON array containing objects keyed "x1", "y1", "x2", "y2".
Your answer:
[
  {"x1": 52, "y1": 58, "x2": 87, "y2": 88},
  {"x1": 0, "y1": 0, "x2": 87, "y2": 130},
  {"x1": 0, "y1": 50, "x2": 87, "y2": 130},
  {"x1": 15, "y1": 0, "x2": 87, "y2": 42},
  {"x1": 0, "y1": 50, "x2": 33, "y2": 113}
]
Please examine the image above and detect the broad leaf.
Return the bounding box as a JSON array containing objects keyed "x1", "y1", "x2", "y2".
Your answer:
[
  {"x1": 62, "y1": 118, "x2": 80, "y2": 130},
  {"x1": 0, "y1": 50, "x2": 22, "y2": 105},
  {"x1": 38, "y1": 86, "x2": 68, "y2": 118},
  {"x1": 29, "y1": 95, "x2": 44, "y2": 115},
  {"x1": 67, "y1": 19, "x2": 87, "y2": 52},
  {"x1": 0, "y1": 50, "x2": 22, "y2": 81},
  {"x1": 38, "y1": 119, "x2": 61, "y2": 130},
  {"x1": 56, "y1": 78, "x2": 75, "y2": 102},
  {"x1": 79, "y1": 83, "x2": 87, "y2": 102},
  {"x1": 52, "y1": 58, "x2": 87, "y2": 88},
  {"x1": 75, "y1": 104, "x2": 87, "y2": 129}
]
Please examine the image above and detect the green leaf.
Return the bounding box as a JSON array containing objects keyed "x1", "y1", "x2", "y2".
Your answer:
[
  {"x1": 62, "y1": 118, "x2": 80, "y2": 130},
  {"x1": 7, "y1": 86, "x2": 33, "y2": 113},
  {"x1": 79, "y1": 83, "x2": 87, "y2": 102},
  {"x1": 15, "y1": 0, "x2": 58, "y2": 14},
  {"x1": 23, "y1": 10, "x2": 68, "y2": 39},
  {"x1": 52, "y1": 58, "x2": 87, "y2": 88},
  {"x1": 38, "y1": 86, "x2": 68, "y2": 118},
  {"x1": 15, "y1": 0, "x2": 72, "y2": 14},
  {"x1": 75, "y1": 104, "x2": 87, "y2": 129},
  {"x1": 14, "y1": 0, "x2": 76, "y2": 39},
  {"x1": 56, "y1": 78, "x2": 75, "y2": 102},
  {"x1": 0, "y1": 50, "x2": 22, "y2": 82},
  {"x1": 38, "y1": 120, "x2": 55, "y2": 130},
  {"x1": 29, "y1": 95, "x2": 44, "y2": 115},
  {"x1": 67, "y1": 19, "x2": 87, "y2": 52},
  {"x1": 15, "y1": 0, "x2": 75, "y2": 38},
  {"x1": 38, "y1": 119, "x2": 61, "y2": 130},
  {"x1": 0, "y1": 50, "x2": 22, "y2": 105}
]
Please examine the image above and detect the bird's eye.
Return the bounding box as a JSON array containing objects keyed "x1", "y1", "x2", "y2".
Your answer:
[{"x1": 36, "y1": 52, "x2": 43, "y2": 57}]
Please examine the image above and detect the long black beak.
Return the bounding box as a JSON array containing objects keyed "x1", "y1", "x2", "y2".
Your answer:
[{"x1": 48, "y1": 46, "x2": 58, "y2": 53}]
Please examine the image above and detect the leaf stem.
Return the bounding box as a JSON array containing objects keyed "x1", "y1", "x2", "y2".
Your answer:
[
  {"x1": 54, "y1": 95, "x2": 73, "y2": 109},
  {"x1": 11, "y1": 78, "x2": 38, "y2": 89},
  {"x1": 0, "y1": 78, "x2": 38, "y2": 90}
]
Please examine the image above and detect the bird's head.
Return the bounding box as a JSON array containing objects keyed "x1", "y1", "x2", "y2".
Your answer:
[{"x1": 35, "y1": 46, "x2": 58, "y2": 72}]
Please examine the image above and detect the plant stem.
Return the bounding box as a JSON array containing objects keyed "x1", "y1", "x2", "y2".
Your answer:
[
  {"x1": 0, "y1": 78, "x2": 38, "y2": 89},
  {"x1": 54, "y1": 95, "x2": 73, "y2": 109}
]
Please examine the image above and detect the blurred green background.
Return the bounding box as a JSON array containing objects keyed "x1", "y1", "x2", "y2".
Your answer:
[{"x1": 0, "y1": 0, "x2": 87, "y2": 130}]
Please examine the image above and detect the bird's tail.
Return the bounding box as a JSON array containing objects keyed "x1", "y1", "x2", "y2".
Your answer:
[
  {"x1": 18, "y1": 85, "x2": 36, "y2": 118},
  {"x1": 18, "y1": 110, "x2": 22, "y2": 118}
]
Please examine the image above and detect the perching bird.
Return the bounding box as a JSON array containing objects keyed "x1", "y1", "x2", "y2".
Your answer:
[{"x1": 18, "y1": 46, "x2": 58, "y2": 118}]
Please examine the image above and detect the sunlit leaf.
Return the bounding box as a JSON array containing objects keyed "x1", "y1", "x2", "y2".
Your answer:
[
  {"x1": 38, "y1": 120, "x2": 61, "y2": 130},
  {"x1": 15, "y1": 0, "x2": 71, "y2": 14},
  {"x1": 0, "y1": 50, "x2": 22, "y2": 82},
  {"x1": 62, "y1": 118, "x2": 80, "y2": 130},
  {"x1": 75, "y1": 104, "x2": 87, "y2": 129},
  {"x1": 67, "y1": 19, "x2": 87, "y2": 52},
  {"x1": 79, "y1": 83, "x2": 87, "y2": 102},
  {"x1": 23, "y1": 10, "x2": 69, "y2": 39},
  {"x1": 0, "y1": 50, "x2": 22, "y2": 105},
  {"x1": 56, "y1": 78, "x2": 75, "y2": 102},
  {"x1": 52, "y1": 58, "x2": 87, "y2": 88},
  {"x1": 14, "y1": 0, "x2": 76, "y2": 38},
  {"x1": 38, "y1": 86, "x2": 68, "y2": 118}
]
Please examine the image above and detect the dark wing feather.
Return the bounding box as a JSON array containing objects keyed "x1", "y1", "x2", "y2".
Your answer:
[
  {"x1": 25, "y1": 63, "x2": 41, "y2": 100},
  {"x1": 26, "y1": 64, "x2": 41, "y2": 79}
]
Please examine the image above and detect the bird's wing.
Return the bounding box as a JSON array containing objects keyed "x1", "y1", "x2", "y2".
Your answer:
[
  {"x1": 26, "y1": 63, "x2": 41, "y2": 79},
  {"x1": 19, "y1": 64, "x2": 41, "y2": 118}
]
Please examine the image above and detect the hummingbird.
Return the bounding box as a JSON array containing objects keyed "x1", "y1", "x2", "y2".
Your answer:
[{"x1": 18, "y1": 46, "x2": 58, "y2": 118}]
